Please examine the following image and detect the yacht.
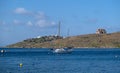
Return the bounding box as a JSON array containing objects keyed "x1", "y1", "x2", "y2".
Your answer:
[
  {"x1": 1, "y1": 50, "x2": 5, "y2": 53},
  {"x1": 52, "y1": 21, "x2": 73, "y2": 53},
  {"x1": 53, "y1": 48, "x2": 72, "y2": 53}
]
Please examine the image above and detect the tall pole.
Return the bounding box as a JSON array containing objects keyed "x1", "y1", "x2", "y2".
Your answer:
[
  {"x1": 58, "y1": 21, "x2": 61, "y2": 36},
  {"x1": 67, "y1": 28, "x2": 70, "y2": 37},
  {"x1": 58, "y1": 21, "x2": 61, "y2": 48}
]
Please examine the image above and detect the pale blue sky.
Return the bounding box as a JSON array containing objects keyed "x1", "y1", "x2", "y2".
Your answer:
[{"x1": 0, "y1": 0, "x2": 120, "y2": 46}]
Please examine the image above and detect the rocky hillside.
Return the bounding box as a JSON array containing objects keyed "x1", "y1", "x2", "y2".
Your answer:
[{"x1": 7, "y1": 32, "x2": 120, "y2": 48}]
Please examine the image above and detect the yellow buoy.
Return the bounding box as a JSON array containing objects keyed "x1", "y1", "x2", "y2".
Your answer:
[{"x1": 19, "y1": 63, "x2": 23, "y2": 67}]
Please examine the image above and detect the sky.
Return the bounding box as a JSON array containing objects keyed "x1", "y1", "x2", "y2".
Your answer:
[{"x1": 0, "y1": 0, "x2": 120, "y2": 46}]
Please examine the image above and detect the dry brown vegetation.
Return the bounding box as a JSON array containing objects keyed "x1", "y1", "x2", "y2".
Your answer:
[{"x1": 7, "y1": 32, "x2": 120, "y2": 48}]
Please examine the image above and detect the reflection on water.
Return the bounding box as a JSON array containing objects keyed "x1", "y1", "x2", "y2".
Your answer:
[{"x1": 0, "y1": 48, "x2": 120, "y2": 73}]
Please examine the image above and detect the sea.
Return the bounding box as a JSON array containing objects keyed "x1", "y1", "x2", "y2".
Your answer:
[{"x1": 0, "y1": 48, "x2": 120, "y2": 73}]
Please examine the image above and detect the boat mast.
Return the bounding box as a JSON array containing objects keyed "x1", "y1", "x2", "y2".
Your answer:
[
  {"x1": 67, "y1": 28, "x2": 70, "y2": 37},
  {"x1": 58, "y1": 21, "x2": 61, "y2": 37},
  {"x1": 58, "y1": 21, "x2": 61, "y2": 48}
]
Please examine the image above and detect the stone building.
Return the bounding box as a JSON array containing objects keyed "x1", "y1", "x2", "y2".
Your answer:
[{"x1": 96, "y1": 29, "x2": 107, "y2": 34}]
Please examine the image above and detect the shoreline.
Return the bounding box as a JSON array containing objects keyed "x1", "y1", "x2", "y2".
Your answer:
[{"x1": 1, "y1": 47, "x2": 120, "y2": 49}]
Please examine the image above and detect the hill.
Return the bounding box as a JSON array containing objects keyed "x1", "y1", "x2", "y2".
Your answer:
[{"x1": 6, "y1": 32, "x2": 120, "y2": 48}]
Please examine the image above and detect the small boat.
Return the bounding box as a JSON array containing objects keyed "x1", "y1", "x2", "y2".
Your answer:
[
  {"x1": 54, "y1": 48, "x2": 65, "y2": 53},
  {"x1": 1, "y1": 50, "x2": 5, "y2": 53},
  {"x1": 53, "y1": 48, "x2": 72, "y2": 53},
  {"x1": 52, "y1": 21, "x2": 73, "y2": 54}
]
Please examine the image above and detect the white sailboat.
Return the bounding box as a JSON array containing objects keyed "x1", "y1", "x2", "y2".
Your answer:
[
  {"x1": 1, "y1": 50, "x2": 5, "y2": 53},
  {"x1": 53, "y1": 48, "x2": 72, "y2": 53},
  {"x1": 53, "y1": 21, "x2": 73, "y2": 53}
]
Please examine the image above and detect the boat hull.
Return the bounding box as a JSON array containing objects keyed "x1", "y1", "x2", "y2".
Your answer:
[{"x1": 53, "y1": 48, "x2": 72, "y2": 54}]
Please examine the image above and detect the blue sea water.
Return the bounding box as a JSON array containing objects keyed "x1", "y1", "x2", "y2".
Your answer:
[{"x1": 0, "y1": 48, "x2": 120, "y2": 73}]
